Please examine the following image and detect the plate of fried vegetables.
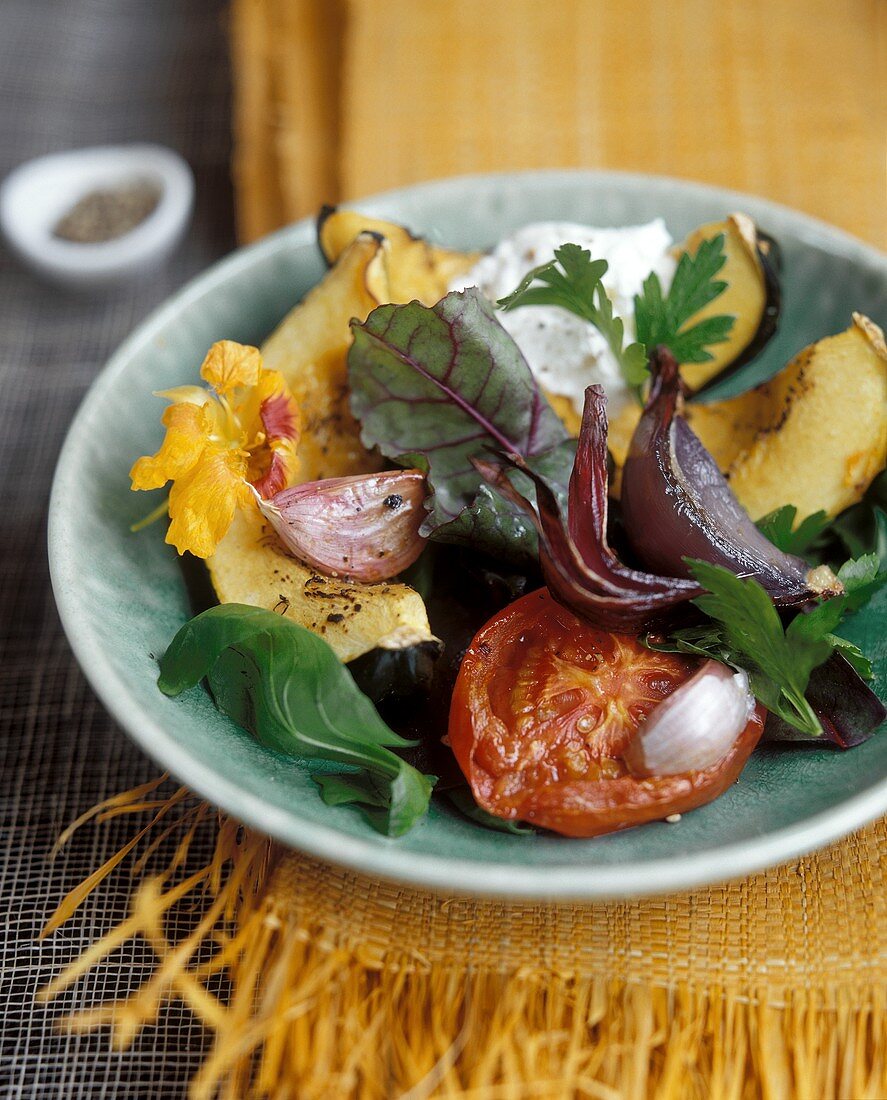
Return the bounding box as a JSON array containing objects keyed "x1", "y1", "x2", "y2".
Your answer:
[{"x1": 49, "y1": 171, "x2": 887, "y2": 898}]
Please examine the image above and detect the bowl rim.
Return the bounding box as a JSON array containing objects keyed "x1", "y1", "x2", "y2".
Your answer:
[{"x1": 48, "y1": 168, "x2": 887, "y2": 900}]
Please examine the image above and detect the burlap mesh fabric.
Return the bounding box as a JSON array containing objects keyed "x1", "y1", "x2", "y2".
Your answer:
[{"x1": 0, "y1": 2, "x2": 234, "y2": 1094}]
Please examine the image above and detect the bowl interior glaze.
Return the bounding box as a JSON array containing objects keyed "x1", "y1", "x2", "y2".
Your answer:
[{"x1": 49, "y1": 171, "x2": 887, "y2": 899}]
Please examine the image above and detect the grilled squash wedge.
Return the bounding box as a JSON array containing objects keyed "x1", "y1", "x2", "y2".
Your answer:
[
  {"x1": 724, "y1": 313, "x2": 887, "y2": 520},
  {"x1": 317, "y1": 205, "x2": 481, "y2": 305},
  {"x1": 207, "y1": 233, "x2": 440, "y2": 666},
  {"x1": 678, "y1": 213, "x2": 781, "y2": 393},
  {"x1": 610, "y1": 314, "x2": 886, "y2": 522}
]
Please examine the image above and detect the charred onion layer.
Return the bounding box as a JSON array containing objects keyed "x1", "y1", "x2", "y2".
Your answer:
[
  {"x1": 473, "y1": 386, "x2": 702, "y2": 632},
  {"x1": 620, "y1": 349, "x2": 840, "y2": 605}
]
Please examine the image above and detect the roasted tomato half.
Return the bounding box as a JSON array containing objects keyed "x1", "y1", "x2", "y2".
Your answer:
[{"x1": 448, "y1": 588, "x2": 765, "y2": 837}]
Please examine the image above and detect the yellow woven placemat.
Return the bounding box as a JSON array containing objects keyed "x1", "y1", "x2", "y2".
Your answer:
[
  {"x1": 43, "y1": 3, "x2": 886, "y2": 1096},
  {"x1": 231, "y1": 0, "x2": 886, "y2": 247},
  {"x1": 42, "y1": 786, "x2": 887, "y2": 1098},
  {"x1": 225, "y1": 3, "x2": 885, "y2": 1093}
]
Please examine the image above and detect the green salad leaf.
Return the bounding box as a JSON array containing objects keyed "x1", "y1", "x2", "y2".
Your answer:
[
  {"x1": 634, "y1": 233, "x2": 735, "y2": 364},
  {"x1": 687, "y1": 559, "x2": 828, "y2": 736},
  {"x1": 348, "y1": 288, "x2": 573, "y2": 563},
  {"x1": 650, "y1": 557, "x2": 886, "y2": 739},
  {"x1": 825, "y1": 472, "x2": 887, "y2": 561},
  {"x1": 835, "y1": 551, "x2": 886, "y2": 611},
  {"x1": 755, "y1": 505, "x2": 831, "y2": 557},
  {"x1": 442, "y1": 786, "x2": 535, "y2": 835},
  {"x1": 756, "y1": 479, "x2": 887, "y2": 573},
  {"x1": 159, "y1": 604, "x2": 435, "y2": 836},
  {"x1": 498, "y1": 242, "x2": 649, "y2": 391}
]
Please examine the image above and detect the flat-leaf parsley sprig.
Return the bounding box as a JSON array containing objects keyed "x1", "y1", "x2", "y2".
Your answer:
[
  {"x1": 633, "y1": 233, "x2": 736, "y2": 365},
  {"x1": 754, "y1": 504, "x2": 831, "y2": 558},
  {"x1": 497, "y1": 235, "x2": 736, "y2": 398},
  {"x1": 498, "y1": 243, "x2": 649, "y2": 393},
  {"x1": 648, "y1": 556, "x2": 886, "y2": 738}
]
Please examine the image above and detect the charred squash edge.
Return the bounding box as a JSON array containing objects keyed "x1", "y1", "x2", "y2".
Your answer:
[{"x1": 690, "y1": 217, "x2": 783, "y2": 397}]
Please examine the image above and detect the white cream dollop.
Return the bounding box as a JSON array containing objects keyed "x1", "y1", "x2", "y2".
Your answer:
[{"x1": 449, "y1": 219, "x2": 675, "y2": 420}]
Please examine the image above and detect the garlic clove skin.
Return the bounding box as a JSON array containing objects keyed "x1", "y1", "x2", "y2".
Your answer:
[
  {"x1": 624, "y1": 660, "x2": 755, "y2": 777},
  {"x1": 255, "y1": 469, "x2": 427, "y2": 583}
]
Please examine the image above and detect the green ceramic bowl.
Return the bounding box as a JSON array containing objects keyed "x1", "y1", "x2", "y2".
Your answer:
[{"x1": 49, "y1": 171, "x2": 887, "y2": 900}]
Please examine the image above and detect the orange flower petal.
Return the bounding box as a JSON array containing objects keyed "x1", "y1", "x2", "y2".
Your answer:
[
  {"x1": 131, "y1": 345, "x2": 300, "y2": 556},
  {"x1": 130, "y1": 403, "x2": 208, "y2": 491},
  {"x1": 199, "y1": 340, "x2": 262, "y2": 396},
  {"x1": 251, "y1": 450, "x2": 290, "y2": 500},
  {"x1": 250, "y1": 369, "x2": 301, "y2": 498},
  {"x1": 257, "y1": 369, "x2": 301, "y2": 447},
  {"x1": 153, "y1": 384, "x2": 213, "y2": 406},
  {"x1": 165, "y1": 444, "x2": 251, "y2": 558}
]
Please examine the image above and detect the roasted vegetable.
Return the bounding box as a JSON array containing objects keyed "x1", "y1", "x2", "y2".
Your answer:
[
  {"x1": 553, "y1": 213, "x2": 780, "y2": 446},
  {"x1": 610, "y1": 315, "x2": 886, "y2": 524},
  {"x1": 255, "y1": 469, "x2": 427, "y2": 583},
  {"x1": 726, "y1": 313, "x2": 887, "y2": 521},
  {"x1": 474, "y1": 388, "x2": 703, "y2": 634},
  {"x1": 207, "y1": 233, "x2": 440, "y2": 665},
  {"x1": 620, "y1": 350, "x2": 836, "y2": 602},
  {"x1": 677, "y1": 213, "x2": 781, "y2": 393},
  {"x1": 608, "y1": 383, "x2": 768, "y2": 477},
  {"x1": 317, "y1": 206, "x2": 481, "y2": 305},
  {"x1": 448, "y1": 588, "x2": 766, "y2": 837}
]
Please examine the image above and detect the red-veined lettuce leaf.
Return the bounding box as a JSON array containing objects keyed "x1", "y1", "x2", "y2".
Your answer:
[{"x1": 348, "y1": 289, "x2": 573, "y2": 562}]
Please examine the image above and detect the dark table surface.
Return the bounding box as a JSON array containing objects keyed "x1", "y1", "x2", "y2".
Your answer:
[{"x1": 1, "y1": 2, "x2": 236, "y2": 1095}]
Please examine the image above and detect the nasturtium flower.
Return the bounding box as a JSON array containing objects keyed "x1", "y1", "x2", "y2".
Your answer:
[{"x1": 130, "y1": 340, "x2": 300, "y2": 558}]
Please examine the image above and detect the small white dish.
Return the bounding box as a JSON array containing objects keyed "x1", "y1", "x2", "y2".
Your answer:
[{"x1": 0, "y1": 144, "x2": 194, "y2": 289}]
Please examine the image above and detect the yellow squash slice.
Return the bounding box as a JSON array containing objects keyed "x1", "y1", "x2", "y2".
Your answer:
[
  {"x1": 725, "y1": 313, "x2": 887, "y2": 520},
  {"x1": 207, "y1": 233, "x2": 438, "y2": 663},
  {"x1": 317, "y1": 206, "x2": 481, "y2": 305},
  {"x1": 610, "y1": 314, "x2": 886, "y2": 522}
]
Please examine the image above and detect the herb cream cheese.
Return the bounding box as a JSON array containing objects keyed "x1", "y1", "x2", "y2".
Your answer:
[{"x1": 450, "y1": 220, "x2": 675, "y2": 420}]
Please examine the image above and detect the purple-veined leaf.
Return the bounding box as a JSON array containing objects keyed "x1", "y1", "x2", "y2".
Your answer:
[{"x1": 348, "y1": 289, "x2": 569, "y2": 560}]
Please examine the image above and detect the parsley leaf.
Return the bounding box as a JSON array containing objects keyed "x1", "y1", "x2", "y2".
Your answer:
[
  {"x1": 836, "y1": 552, "x2": 886, "y2": 612},
  {"x1": 685, "y1": 559, "x2": 826, "y2": 735},
  {"x1": 654, "y1": 557, "x2": 886, "y2": 737},
  {"x1": 830, "y1": 487, "x2": 887, "y2": 563},
  {"x1": 755, "y1": 505, "x2": 831, "y2": 557},
  {"x1": 634, "y1": 233, "x2": 735, "y2": 364},
  {"x1": 497, "y1": 243, "x2": 649, "y2": 392}
]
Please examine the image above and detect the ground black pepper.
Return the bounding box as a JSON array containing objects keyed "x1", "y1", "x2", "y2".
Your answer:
[{"x1": 53, "y1": 179, "x2": 161, "y2": 243}]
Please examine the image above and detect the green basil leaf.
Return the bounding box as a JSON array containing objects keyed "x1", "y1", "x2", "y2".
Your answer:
[
  {"x1": 159, "y1": 604, "x2": 435, "y2": 836},
  {"x1": 313, "y1": 769, "x2": 436, "y2": 837},
  {"x1": 443, "y1": 787, "x2": 535, "y2": 834}
]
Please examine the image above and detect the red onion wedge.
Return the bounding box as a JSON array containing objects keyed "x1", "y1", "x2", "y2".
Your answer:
[
  {"x1": 472, "y1": 386, "x2": 703, "y2": 633},
  {"x1": 255, "y1": 469, "x2": 427, "y2": 583},
  {"x1": 624, "y1": 660, "x2": 755, "y2": 777},
  {"x1": 620, "y1": 349, "x2": 840, "y2": 604}
]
